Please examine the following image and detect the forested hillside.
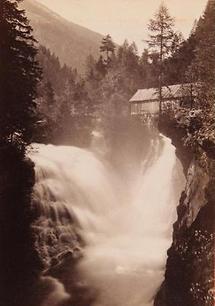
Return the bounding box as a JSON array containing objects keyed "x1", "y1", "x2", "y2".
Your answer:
[
  {"x1": 22, "y1": 0, "x2": 103, "y2": 73},
  {"x1": 34, "y1": 45, "x2": 93, "y2": 145},
  {"x1": 33, "y1": 38, "x2": 157, "y2": 146},
  {"x1": 33, "y1": 0, "x2": 214, "y2": 154}
]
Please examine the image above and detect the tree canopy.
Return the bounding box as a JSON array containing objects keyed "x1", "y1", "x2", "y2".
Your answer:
[
  {"x1": 147, "y1": 3, "x2": 177, "y2": 112},
  {"x1": 147, "y1": 4, "x2": 175, "y2": 59},
  {"x1": 0, "y1": 0, "x2": 41, "y2": 145},
  {"x1": 100, "y1": 34, "x2": 116, "y2": 66},
  {"x1": 187, "y1": 0, "x2": 215, "y2": 109}
]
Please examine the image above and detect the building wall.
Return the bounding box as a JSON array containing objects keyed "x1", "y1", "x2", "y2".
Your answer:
[
  {"x1": 131, "y1": 101, "x2": 159, "y2": 115},
  {"x1": 130, "y1": 99, "x2": 183, "y2": 115}
]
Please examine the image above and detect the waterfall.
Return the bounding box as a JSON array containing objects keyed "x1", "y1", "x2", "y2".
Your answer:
[{"x1": 29, "y1": 133, "x2": 185, "y2": 306}]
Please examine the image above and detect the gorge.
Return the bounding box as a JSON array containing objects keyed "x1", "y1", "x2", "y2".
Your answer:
[
  {"x1": 0, "y1": 119, "x2": 213, "y2": 306},
  {"x1": 1, "y1": 1, "x2": 214, "y2": 305},
  {"x1": 28, "y1": 127, "x2": 185, "y2": 306},
  {"x1": 154, "y1": 118, "x2": 215, "y2": 306}
]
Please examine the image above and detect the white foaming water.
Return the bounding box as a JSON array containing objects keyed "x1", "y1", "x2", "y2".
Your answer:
[{"x1": 30, "y1": 134, "x2": 185, "y2": 306}]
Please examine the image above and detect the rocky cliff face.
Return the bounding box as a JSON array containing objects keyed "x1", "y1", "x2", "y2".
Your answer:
[{"x1": 155, "y1": 119, "x2": 215, "y2": 306}]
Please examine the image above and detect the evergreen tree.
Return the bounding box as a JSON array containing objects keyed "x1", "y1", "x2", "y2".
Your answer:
[
  {"x1": 45, "y1": 81, "x2": 55, "y2": 106},
  {"x1": 35, "y1": 45, "x2": 82, "y2": 144},
  {"x1": 164, "y1": 33, "x2": 197, "y2": 85},
  {"x1": 100, "y1": 34, "x2": 116, "y2": 66},
  {"x1": 187, "y1": 0, "x2": 215, "y2": 110},
  {"x1": 147, "y1": 4, "x2": 176, "y2": 113},
  {"x1": 96, "y1": 55, "x2": 107, "y2": 77},
  {"x1": 85, "y1": 54, "x2": 97, "y2": 80},
  {"x1": 0, "y1": 3, "x2": 43, "y2": 305},
  {"x1": 140, "y1": 50, "x2": 160, "y2": 88},
  {"x1": 0, "y1": 0, "x2": 41, "y2": 145},
  {"x1": 118, "y1": 41, "x2": 139, "y2": 74}
]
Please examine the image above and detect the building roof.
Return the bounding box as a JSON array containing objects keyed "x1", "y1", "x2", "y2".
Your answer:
[{"x1": 129, "y1": 83, "x2": 194, "y2": 103}]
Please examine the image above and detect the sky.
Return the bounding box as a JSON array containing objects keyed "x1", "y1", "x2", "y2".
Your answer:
[{"x1": 37, "y1": 0, "x2": 207, "y2": 52}]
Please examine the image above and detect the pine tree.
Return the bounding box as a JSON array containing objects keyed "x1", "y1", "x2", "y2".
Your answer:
[
  {"x1": 100, "y1": 34, "x2": 116, "y2": 66},
  {"x1": 118, "y1": 40, "x2": 139, "y2": 73},
  {"x1": 44, "y1": 81, "x2": 55, "y2": 107},
  {"x1": 187, "y1": 0, "x2": 215, "y2": 110},
  {"x1": 95, "y1": 55, "x2": 107, "y2": 77},
  {"x1": 85, "y1": 54, "x2": 97, "y2": 80},
  {"x1": 164, "y1": 33, "x2": 197, "y2": 85},
  {"x1": 0, "y1": 0, "x2": 41, "y2": 145},
  {"x1": 147, "y1": 4, "x2": 175, "y2": 113}
]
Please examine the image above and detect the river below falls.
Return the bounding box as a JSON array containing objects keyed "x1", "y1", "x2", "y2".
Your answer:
[{"x1": 29, "y1": 132, "x2": 185, "y2": 306}]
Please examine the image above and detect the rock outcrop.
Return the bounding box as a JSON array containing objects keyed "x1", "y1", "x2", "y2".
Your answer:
[{"x1": 155, "y1": 117, "x2": 215, "y2": 306}]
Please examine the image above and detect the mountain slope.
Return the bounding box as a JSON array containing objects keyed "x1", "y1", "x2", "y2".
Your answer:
[{"x1": 22, "y1": 0, "x2": 103, "y2": 73}]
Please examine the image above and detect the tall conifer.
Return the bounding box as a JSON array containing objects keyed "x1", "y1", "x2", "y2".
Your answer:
[
  {"x1": 0, "y1": 0, "x2": 41, "y2": 145},
  {"x1": 147, "y1": 4, "x2": 175, "y2": 113},
  {"x1": 187, "y1": 0, "x2": 215, "y2": 109}
]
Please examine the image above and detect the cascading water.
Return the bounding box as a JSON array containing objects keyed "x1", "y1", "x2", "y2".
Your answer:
[{"x1": 29, "y1": 133, "x2": 185, "y2": 306}]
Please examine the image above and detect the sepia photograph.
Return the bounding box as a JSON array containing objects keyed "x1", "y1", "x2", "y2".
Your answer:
[{"x1": 0, "y1": 0, "x2": 214, "y2": 305}]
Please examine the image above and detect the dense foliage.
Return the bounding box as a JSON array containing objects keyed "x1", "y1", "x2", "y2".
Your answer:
[
  {"x1": 0, "y1": 0, "x2": 41, "y2": 146},
  {"x1": 160, "y1": 0, "x2": 215, "y2": 153},
  {"x1": 34, "y1": 0, "x2": 215, "y2": 148},
  {"x1": 33, "y1": 38, "x2": 156, "y2": 145},
  {"x1": 0, "y1": 1, "x2": 43, "y2": 306},
  {"x1": 34, "y1": 45, "x2": 93, "y2": 145}
]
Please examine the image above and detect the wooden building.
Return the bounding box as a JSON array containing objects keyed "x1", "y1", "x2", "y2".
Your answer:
[{"x1": 129, "y1": 83, "x2": 195, "y2": 116}]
